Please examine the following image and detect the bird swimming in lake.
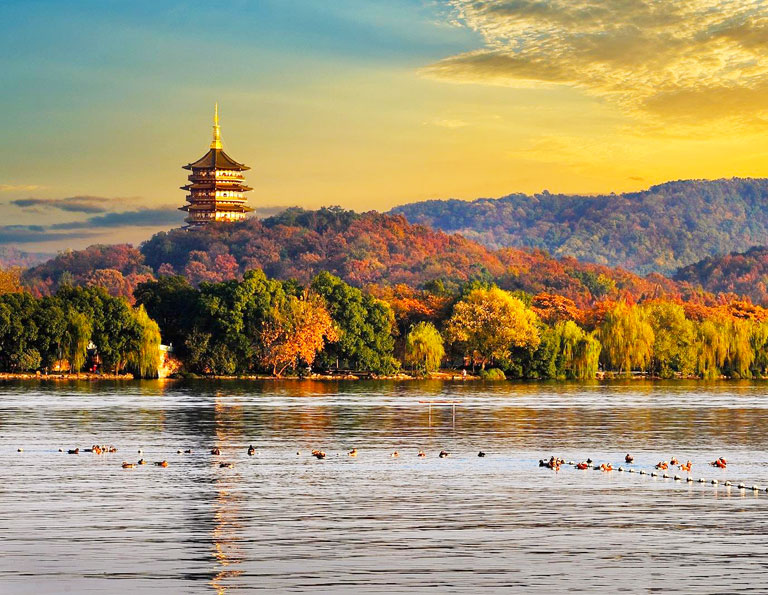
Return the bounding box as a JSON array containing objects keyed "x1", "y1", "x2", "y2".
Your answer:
[
  {"x1": 122, "y1": 462, "x2": 135, "y2": 469},
  {"x1": 68, "y1": 448, "x2": 79, "y2": 455},
  {"x1": 184, "y1": 449, "x2": 192, "y2": 454},
  {"x1": 478, "y1": 451, "x2": 486, "y2": 457},
  {"x1": 220, "y1": 462, "x2": 235, "y2": 468},
  {"x1": 711, "y1": 457, "x2": 727, "y2": 469},
  {"x1": 391, "y1": 451, "x2": 399, "y2": 458},
  {"x1": 670, "y1": 457, "x2": 679, "y2": 466},
  {"x1": 348, "y1": 448, "x2": 358, "y2": 457},
  {"x1": 211, "y1": 447, "x2": 221, "y2": 456},
  {"x1": 247, "y1": 445, "x2": 256, "y2": 456},
  {"x1": 439, "y1": 450, "x2": 450, "y2": 458},
  {"x1": 417, "y1": 450, "x2": 426, "y2": 457},
  {"x1": 586, "y1": 458, "x2": 593, "y2": 465},
  {"x1": 155, "y1": 460, "x2": 168, "y2": 467},
  {"x1": 679, "y1": 461, "x2": 692, "y2": 472},
  {"x1": 625, "y1": 454, "x2": 634, "y2": 463},
  {"x1": 600, "y1": 463, "x2": 613, "y2": 472},
  {"x1": 312, "y1": 450, "x2": 326, "y2": 459},
  {"x1": 576, "y1": 462, "x2": 589, "y2": 470},
  {"x1": 138, "y1": 458, "x2": 147, "y2": 465},
  {"x1": 655, "y1": 461, "x2": 669, "y2": 470}
]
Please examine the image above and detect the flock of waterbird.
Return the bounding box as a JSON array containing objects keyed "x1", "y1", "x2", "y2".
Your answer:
[
  {"x1": 13, "y1": 444, "x2": 763, "y2": 492},
  {"x1": 540, "y1": 453, "x2": 765, "y2": 493}
]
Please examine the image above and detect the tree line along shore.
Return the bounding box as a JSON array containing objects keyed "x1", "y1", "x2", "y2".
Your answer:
[{"x1": 2, "y1": 267, "x2": 768, "y2": 381}]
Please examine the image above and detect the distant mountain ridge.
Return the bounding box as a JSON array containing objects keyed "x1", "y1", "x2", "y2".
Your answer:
[
  {"x1": 389, "y1": 178, "x2": 768, "y2": 275},
  {"x1": 0, "y1": 246, "x2": 51, "y2": 268},
  {"x1": 674, "y1": 246, "x2": 768, "y2": 305}
]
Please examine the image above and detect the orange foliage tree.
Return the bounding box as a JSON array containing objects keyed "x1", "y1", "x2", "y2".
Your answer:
[{"x1": 260, "y1": 292, "x2": 338, "y2": 377}]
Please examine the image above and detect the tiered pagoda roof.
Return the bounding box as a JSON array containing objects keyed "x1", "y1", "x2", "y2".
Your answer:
[{"x1": 179, "y1": 104, "x2": 253, "y2": 228}]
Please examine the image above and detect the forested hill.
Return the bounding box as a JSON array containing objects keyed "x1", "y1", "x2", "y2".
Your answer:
[
  {"x1": 22, "y1": 207, "x2": 683, "y2": 307},
  {"x1": 674, "y1": 246, "x2": 768, "y2": 305},
  {"x1": 389, "y1": 178, "x2": 768, "y2": 276}
]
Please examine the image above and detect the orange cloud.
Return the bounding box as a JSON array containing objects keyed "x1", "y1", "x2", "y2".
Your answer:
[{"x1": 424, "y1": 1, "x2": 768, "y2": 127}]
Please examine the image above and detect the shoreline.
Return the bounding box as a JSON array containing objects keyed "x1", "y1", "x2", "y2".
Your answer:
[{"x1": 0, "y1": 371, "x2": 759, "y2": 382}]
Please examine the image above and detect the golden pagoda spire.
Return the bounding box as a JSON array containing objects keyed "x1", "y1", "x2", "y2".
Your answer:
[{"x1": 211, "y1": 103, "x2": 222, "y2": 149}]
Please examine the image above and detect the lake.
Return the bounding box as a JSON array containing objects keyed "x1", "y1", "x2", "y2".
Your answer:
[{"x1": 1, "y1": 379, "x2": 768, "y2": 593}]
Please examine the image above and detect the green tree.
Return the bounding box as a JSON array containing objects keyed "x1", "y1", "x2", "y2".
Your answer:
[
  {"x1": 63, "y1": 309, "x2": 92, "y2": 373},
  {"x1": 404, "y1": 322, "x2": 445, "y2": 373},
  {"x1": 134, "y1": 275, "x2": 199, "y2": 356},
  {"x1": 311, "y1": 272, "x2": 397, "y2": 373},
  {"x1": 127, "y1": 305, "x2": 161, "y2": 378},
  {"x1": 643, "y1": 301, "x2": 696, "y2": 378}
]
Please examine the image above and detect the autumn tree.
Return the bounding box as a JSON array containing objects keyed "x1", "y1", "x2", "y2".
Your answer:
[
  {"x1": 260, "y1": 292, "x2": 338, "y2": 376},
  {"x1": 404, "y1": 322, "x2": 445, "y2": 373},
  {"x1": 446, "y1": 287, "x2": 540, "y2": 369},
  {"x1": 0, "y1": 268, "x2": 23, "y2": 294}
]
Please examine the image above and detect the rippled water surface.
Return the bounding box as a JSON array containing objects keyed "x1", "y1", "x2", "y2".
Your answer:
[{"x1": 2, "y1": 379, "x2": 768, "y2": 593}]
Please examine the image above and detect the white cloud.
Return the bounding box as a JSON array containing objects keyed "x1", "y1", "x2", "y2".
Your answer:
[{"x1": 424, "y1": 1, "x2": 768, "y2": 126}]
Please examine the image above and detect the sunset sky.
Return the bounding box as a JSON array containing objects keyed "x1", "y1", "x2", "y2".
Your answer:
[{"x1": 4, "y1": 0, "x2": 768, "y2": 251}]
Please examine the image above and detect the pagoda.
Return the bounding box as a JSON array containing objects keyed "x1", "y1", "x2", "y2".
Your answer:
[{"x1": 180, "y1": 104, "x2": 253, "y2": 227}]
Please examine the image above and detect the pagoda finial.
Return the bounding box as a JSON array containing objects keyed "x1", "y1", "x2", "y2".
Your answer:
[{"x1": 211, "y1": 103, "x2": 222, "y2": 149}]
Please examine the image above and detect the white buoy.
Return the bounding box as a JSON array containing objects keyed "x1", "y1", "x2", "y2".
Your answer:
[
  {"x1": 651, "y1": 472, "x2": 658, "y2": 477},
  {"x1": 662, "y1": 473, "x2": 670, "y2": 479},
  {"x1": 629, "y1": 469, "x2": 635, "y2": 473},
  {"x1": 594, "y1": 465, "x2": 601, "y2": 470},
  {"x1": 674, "y1": 475, "x2": 681, "y2": 481},
  {"x1": 711, "y1": 479, "x2": 718, "y2": 485},
  {"x1": 698, "y1": 478, "x2": 705, "y2": 483},
  {"x1": 724, "y1": 481, "x2": 732, "y2": 486},
  {"x1": 752, "y1": 485, "x2": 760, "y2": 491},
  {"x1": 618, "y1": 467, "x2": 624, "y2": 472},
  {"x1": 738, "y1": 483, "x2": 746, "y2": 489},
  {"x1": 640, "y1": 470, "x2": 646, "y2": 475},
  {"x1": 686, "y1": 477, "x2": 693, "y2": 483}
]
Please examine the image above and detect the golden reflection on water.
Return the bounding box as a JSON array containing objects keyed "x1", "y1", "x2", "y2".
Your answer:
[
  {"x1": 211, "y1": 392, "x2": 245, "y2": 594},
  {"x1": 210, "y1": 485, "x2": 245, "y2": 594}
]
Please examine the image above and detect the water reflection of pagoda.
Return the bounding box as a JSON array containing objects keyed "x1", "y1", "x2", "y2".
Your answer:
[{"x1": 180, "y1": 104, "x2": 253, "y2": 228}]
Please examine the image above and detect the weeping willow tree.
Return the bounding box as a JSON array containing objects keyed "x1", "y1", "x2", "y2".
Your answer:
[
  {"x1": 597, "y1": 302, "x2": 655, "y2": 375},
  {"x1": 750, "y1": 321, "x2": 768, "y2": 377},
  {"x1": 554, "y1": 320, "x2": 601, "y2": 379},
  {"x1": 405, "y1": 321, "x2": 445, "y2": 373},
  {"x1": 724, "y1": 317, "x2": 755, "y2": 379},
  {"x1": 572, "y1": 332, "x2": 602, "y2": 379},
  {"x1": 642, "y1": 301, "x2": 696, "y2": 378},
  {"x1": 128, "y1": 305, "x2": 161, "y2": 379},
  {"x1": 695, "y1": 319, "x2": 729, "y2": 379},
  {"x1": 63, "y1": 309, "x2": 91, "y2": 373}
]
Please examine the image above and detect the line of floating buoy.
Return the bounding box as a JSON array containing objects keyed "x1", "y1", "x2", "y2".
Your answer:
[{"x1": 548, "y1": 453, "x2": 766, "y2": 494}]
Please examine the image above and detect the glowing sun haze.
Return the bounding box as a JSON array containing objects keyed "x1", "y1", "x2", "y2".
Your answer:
[{"x1": 2, "y1": 0, "x2": 768, "y2": 251}]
